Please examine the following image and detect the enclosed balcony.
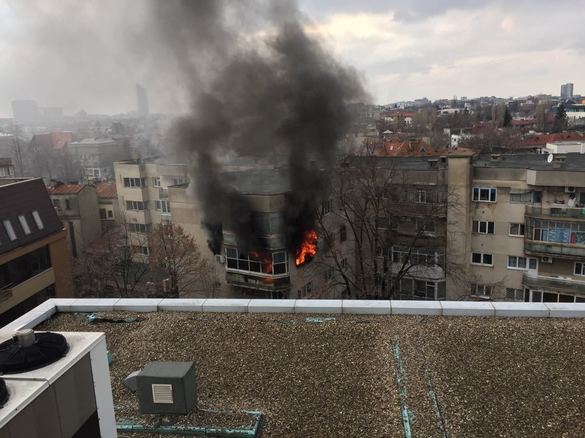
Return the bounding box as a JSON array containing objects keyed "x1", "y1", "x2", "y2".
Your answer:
[
  {"x1": 524, "y1": 217, "x2": 585, "y2": 258},
  {"x1": 523, "y1": 272, "x2": 585, "y2": 296},
  {"x1": 526, "y1": 205, "x2": 585, "y2": 221}
]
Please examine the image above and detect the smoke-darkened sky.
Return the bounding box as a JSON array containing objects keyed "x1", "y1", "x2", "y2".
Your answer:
[{"x1": 1, "y1": 0, "x2": 584, "y2": 117}]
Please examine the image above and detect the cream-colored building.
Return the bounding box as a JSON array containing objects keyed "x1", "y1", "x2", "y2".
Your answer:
[{"x1": 448, "y1": 153, "x2": 585, "y2": 302}]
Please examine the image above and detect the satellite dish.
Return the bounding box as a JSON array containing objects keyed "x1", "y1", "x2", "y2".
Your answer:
[{"x1": 547, "y1": 153, "x2": 554, "y2": 163}]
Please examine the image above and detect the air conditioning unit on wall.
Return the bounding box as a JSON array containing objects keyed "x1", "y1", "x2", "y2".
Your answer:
[
  {"x1": 541, "y1": 256, "x2": 553, "y2": 263},
  {"x1": 565, "y1": 186, "x2": 576, "y2": 193}
]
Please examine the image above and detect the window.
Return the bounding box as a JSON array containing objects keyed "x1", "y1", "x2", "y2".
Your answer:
[
  {"x1": 322, "y1": 199, "x2": 333, "y2": 214},
  {"x1": 107, "y1": 210, "x2": 113, "y2": 219},
  {"x1": 471, "y1": 252, "x2": 493, "y2": 266},
  {"x1": 225, "y1": 248, "x2": 289, "y2": 276},
  {"x1": 123, "y1": 177, "x2": 145, "y2": 187},
  {"x1": 126, "y1": 200, "x2": 146, "y2": 211},
  {"x1": 273, "y1": 251, "x2": 287, "y2": 274},
  {"x1": 152, "y1": 177, "x2": 161, "y2": 187},
  {"x1": 575, "y1": 262, "x2": 585, "y2": 276},
  {"x1": 172, "y1": 178, "x2": 187, "y2": 186},
  {"x1": 99, "y1": 208, "x2": 107, "y2": 220},
  {"x1": 390, "y1": 246, "x2": 445, "y2": 267},
  {"x1": 507, "y1": 256, "x2": 536, "y2": 270},
  {"x1": 507, "y1": 256, "x2": 527, "y2": 270},
  {"x1": 506, "y1": 288, "x2": 524, "y2": 301},
  {"x1": 18, "y1": 215, "x2": 31, "y2": 235},
  {"x1": 32, "y1": 211, "x2": 44, "y2": 230},
  {"x1": 339, "y1": 225, "x2": 347, "y2": 243},
  {"x1": 340, "y1": 258, "x2": 348, "y2": 270},
  {"x1": 510, "y1": 191, "x2": 541, "y2": 204},
  {"x1": 155, "y1": 200, "x2": 170, "y2": 213},
  {"x1": 472, "y1": 220, "x2": 495, "y2": 234},
  {"x1": 416, "y1": 218, "x2": 436, "y2": 235},
  {"x1": 141, "y1": 246, "x2": 150, "y2": 256},
  {"x1": 472, "y1": 187, "x2": 497, "y2": 202},
  {"x1": 509, "y1": 223, "x2": 525, "y2": 236},
  {"x1": 470, "y1": 283, "x2": 493, "y2": 297},
  {"x1": 128, "y1": 223, "x2": 151, "y2": 234},
  {"x1": 298, "y1": 281, "x2": 313, "y2": 298},
  {"x1": 3, "y1": 220, "x2": 17, "y2": 241},
  {"x1": 65, "y1": 199, "x2": 71, "y2": 210},
  {"x1": 53, "y1": 199, "x2": 61, "y2": 209},
  {"x1": 416, "y1": 189, "x2": 427, "y2": 204}
]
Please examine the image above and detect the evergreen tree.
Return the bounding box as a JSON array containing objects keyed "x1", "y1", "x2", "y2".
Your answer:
[
  {"x1": 503, "y1": 107, "x2": 512, "y2": 127},
  {"x1": 553, "y1": 103, "x2": 568, "y2": 133}
]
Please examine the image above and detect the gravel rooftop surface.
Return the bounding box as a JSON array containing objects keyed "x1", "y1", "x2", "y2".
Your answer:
[{"x1": 39, "y1": 312, "x2": 585, "y2": 438}]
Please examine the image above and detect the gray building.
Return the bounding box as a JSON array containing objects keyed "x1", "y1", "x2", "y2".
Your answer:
[{"x1": 561, "y1": 83, "x2": 574, "y2": 99}]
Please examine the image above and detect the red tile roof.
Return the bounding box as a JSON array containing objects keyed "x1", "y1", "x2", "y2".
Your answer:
[
  {"x1": 513, "y1": 131, "x2": 585, "y2": 147},
  {"x1": 47, "y1": 183, "x2": 84, "y2": 195},
  {"x1": 95, "y1": 182, "x2": 117, "y2": 199}
]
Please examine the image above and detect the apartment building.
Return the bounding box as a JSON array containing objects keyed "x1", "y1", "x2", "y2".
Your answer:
[
  {"x1": 113, "y1": 159, "x2": 189, "y2": 256},
  {"x1": 69, "y1": 138, "x2": 133, "y2": 181},
  {"x1": 113, "y1": 158, "x2": 225, "y2": 294},
  {"x1": 450, "y1": 153, "x2": 585, "y2": 302},
  {"x1": 0, "y1": 178, "x2": 74, "y2": 325},
  {"x1": 47, "y1": 183, "x2": 101, "y2": 258},
  {"x1": 95, "y1": 182, "x2": 119, "y2": 232}
]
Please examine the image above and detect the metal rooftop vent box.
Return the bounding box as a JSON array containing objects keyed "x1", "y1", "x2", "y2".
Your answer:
[{"x1": 136, "y1": 361, "x2": 197, "y2": 415}]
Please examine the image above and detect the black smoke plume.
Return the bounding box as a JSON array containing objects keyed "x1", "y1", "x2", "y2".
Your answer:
[{"x1": 154, "y1": 0, "x2": 364, "y2": 255}]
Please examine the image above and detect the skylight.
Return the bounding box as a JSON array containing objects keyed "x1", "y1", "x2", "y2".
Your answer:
[
  {"x1": 3, "y1": 220, "x2": 17, "y2": 241},
  {"x1": 18, "y1": 215, "x2": 31, "y2": 235},
  {"x1": 32, "y1": 210, "x2": 44, "y2": 230}
]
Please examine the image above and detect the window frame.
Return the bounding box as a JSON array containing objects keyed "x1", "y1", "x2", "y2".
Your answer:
[
  {"x1": 472, "y1": 220, "x2": 495, "y2": 234},
  {"x1": 575, "y1": 262, "x2": 585, "y2": 276},
  {"x1": 509, "y1": 223, "x2": 525, "y2": 237},
  {"x1": 472, "y1": 187, "x2": 497, "y2": 203},
  {"x1": 471, "y1": 252, "x2": 493, "y2": 266}
]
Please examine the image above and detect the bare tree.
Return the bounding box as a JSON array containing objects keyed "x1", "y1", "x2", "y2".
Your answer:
[
  {"x1": 74, "y1": 222, "x2": 149, "y2": 297},
  {"x1": 315, "y1": 145, "x2": 451, "y2": 299},
  {"x1": 148, "y1": 223, "x2": 216, "y2": 297}
]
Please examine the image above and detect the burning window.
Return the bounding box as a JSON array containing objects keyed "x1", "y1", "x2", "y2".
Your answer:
[{"x1": 225, "y1": 247, "x2": 289, "y2": 276}]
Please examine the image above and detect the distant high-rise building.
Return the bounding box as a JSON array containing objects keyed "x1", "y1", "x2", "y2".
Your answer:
[
  {"x1": 136, "y1": 83, "x2": 150, "y2": 118},
  {"x1": 561, "y1": 83, "x2": 574, "y2": 99},
  {"x1": 11, "y1": 99, "x2": 39, "y2": 123}
]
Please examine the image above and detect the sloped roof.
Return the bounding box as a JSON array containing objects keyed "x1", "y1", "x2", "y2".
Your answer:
[
  {"x1": 95, "y1": 182, "x2": 117, "y2": 199},
  {"x1": 47, "y1": 184, "x2": 84, "y2": 195},
  {"x1": 0, "y1": 178, "x2": 63, "y2": 255}
]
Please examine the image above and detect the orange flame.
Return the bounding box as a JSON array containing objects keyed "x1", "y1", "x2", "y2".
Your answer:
[
  {"x1": 295, "y1": 229, "x2": 318, "y2": 267},
  {"x1": 250, "y1": 250, "x2": 272, "y2": 274}
]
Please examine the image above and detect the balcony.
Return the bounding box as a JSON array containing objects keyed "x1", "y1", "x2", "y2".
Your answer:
[
  {"x1": 0, "y1": 268, "x2": 55, "y2": 312},
  {"x1": 524, "y1": 240, "x2": 585, "y2": 258},
  {"x1": 523, "y1": 272, "x2": 585, "y2": 295},
  {"x1": 526, "y1": 205, "x2": 585, "y2": 221},
  {"x1": 225, "y1": 272, "x2": 290, "y2": 292}
]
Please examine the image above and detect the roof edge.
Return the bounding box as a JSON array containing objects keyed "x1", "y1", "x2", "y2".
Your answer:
[{"x1": 3, "y1": 299, "x2": 585, "y2": 335}]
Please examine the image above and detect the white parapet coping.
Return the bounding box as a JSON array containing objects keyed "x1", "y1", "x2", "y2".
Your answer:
[{"x1": 4, "y1": 299, "x2": 585, "y2": 335}]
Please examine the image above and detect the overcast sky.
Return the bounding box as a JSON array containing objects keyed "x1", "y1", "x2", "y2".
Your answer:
[{"x1": 0, "y1": 0, "x2": 583, "y2": 117}]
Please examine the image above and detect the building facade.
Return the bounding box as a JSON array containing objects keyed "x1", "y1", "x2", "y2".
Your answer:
[
  {"x1": 448, "y1": 153, "x2": 585, "y2": 302},
  {"x1": 47, "y1": 183, "x2": 101, "y2": 259},
  {"x1": 0, "y1": 178, "x2": 74, "y2": 325},
  {"x1": 68, "y1": 138, "x2": 133, "y2": 182}
]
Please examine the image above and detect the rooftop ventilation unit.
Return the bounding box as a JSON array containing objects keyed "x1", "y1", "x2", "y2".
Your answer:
[
  {"x1": 0, "y1": 329, "x2": 69, "y2": 374},
  {"x1": 136, "y1": 361, "x2": 197, "y2": 415}
]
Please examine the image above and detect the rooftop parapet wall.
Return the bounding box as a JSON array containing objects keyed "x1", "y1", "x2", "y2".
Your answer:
[{"x1": 3, "y1": 298, "x2": 585, "y2": 336}]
